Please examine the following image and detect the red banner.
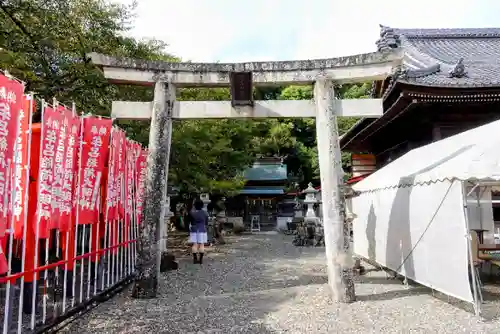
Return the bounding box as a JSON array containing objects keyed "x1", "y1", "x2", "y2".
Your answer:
[
  {"x1": 124, "y1": 140, "x2": 139, "y2": 226},
  {"x1": 0, "y1": 245, "x2": 7, "y2": 274},
  {"x1": 59, "y1": 113, "x2": 80, "y2": 232},
  {"x1": 0, "y1": 74, "x2": 24, "y2": 273},
  {"x1": 0, "y1": 75, "x2": 23, "y2": 237},
  {"x1": 105, "y1": 128, "x2": 120, "y2": 221},
  {"x1": 50, "y1": 106, "x2": 71, "y2": 229},
  {"x1": 12, "y1": 95, "x2": 33, "y2": 239},
  {"x1": 135, "y1": 148, "x2": 147, "y2": 224},
  {"x1": 116, "y1": 129, "x2": 126, "y2": 221},
  {"x1": 38, "y1": 106, "x2": 63, "y2": 238},
  {"x1": 77, "y1": 117, "x2": 112, "y2": 225}
]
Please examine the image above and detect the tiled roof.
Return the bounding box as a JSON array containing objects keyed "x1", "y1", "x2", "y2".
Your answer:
[
  {"x1": 243, "y1": 163, "x2": 287, "y2": 181},
  {"x1": 377, "y1": 25, "x2": 500, "y2": 87}
]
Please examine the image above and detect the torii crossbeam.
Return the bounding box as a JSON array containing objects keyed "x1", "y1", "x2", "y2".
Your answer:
[{"x1": 88, "y1": 50, "x2": 402, "y2": 302}]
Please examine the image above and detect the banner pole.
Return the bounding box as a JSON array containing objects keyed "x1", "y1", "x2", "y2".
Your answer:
[
  {"x1": 62, "y1": 102, "x2": 77, "y2": 312},
  {"x1": 103, "y1": 128, "x2": 115, "y2": 290},
  {"x1": 31, "y1": 99, "x2": 46, "y2": 329},
  {"x1": 2, "y1": 86, "x2": 23, "y2": 334},
  {"x1": 51, "y1": 97, "x2": 61, "y2": 318},
  {"x1": 16, "y1": 93, "x2": 35, "y2": 334},
  {"x1": 78, "y1": 118, "x2": 87, "y2": 304},
  {"x1": 71, "y1": 112, "x2": 84, "y2": 307}
]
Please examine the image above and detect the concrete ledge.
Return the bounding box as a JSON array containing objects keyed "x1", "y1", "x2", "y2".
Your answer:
[{"x1": 111, "y1": 99, "x2": 384, "y2": 120}]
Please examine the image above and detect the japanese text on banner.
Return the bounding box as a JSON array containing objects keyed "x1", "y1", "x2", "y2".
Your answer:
[
  {"x1": 77, "y1": 117, "x2": 112, "y2": 225},
  {"x1": 135, "y1": 149, "x2": 147, "y2": 224},
  {"x1": 12, "y1": 95, "x2": 33, "y2": 238},
  {"x1": 38, "y1": 106, "x2": 63, "y2": 237},
  {"x1": 59, "y1": 113, "x2": 80, "y2": 232},
  {"x1": 124, "y1": 139, "x2": 136, "y2": 225},
  {"x1": 50, "y1": 106, "x2": 70, "y2": 227},
  {"x1": 0, "y1": 73, "x2": 23, "y2": 273},
  {"x1": 105, "y1": 128, "x2": 120, "y2": 221},
  {"x1": 113, "y1": 129, "x2": 126, "y2": 221}
]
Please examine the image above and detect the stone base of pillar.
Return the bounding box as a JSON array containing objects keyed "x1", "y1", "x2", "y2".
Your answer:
[
  {"x1": 353, "y1": 257, "x2": 366, "y2": 275},
  {"x1": 131, "y1": 261, "x2": 158, "y2": 299},
  {"x1": 159, "y1": 252, "x2": 178, "y2": 272}
]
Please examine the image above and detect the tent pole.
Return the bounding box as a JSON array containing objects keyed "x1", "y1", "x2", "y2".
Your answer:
[
  {"x1": 462, "y1": 182, "x2": 482, "y2": 317},
  {"x1": 467, "y1": 183, "x2": 479, "y2": 197}
]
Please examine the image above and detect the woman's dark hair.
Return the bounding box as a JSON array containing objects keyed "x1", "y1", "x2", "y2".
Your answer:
[{"x1": 194, "y1": 199, "x2": 204, "y2": 210}]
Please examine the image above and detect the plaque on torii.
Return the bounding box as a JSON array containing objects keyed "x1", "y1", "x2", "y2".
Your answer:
[
  {"x1": 230, "y1": 71, "x2": 253, "y2": 107},
  {"x1": 88, "y1": 50, "x2": 403, "y2": 302}
]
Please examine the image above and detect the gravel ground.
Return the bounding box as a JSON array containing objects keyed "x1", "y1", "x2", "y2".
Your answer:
[{"x1": 59, "y1": 233, "x2": 500, "y2": 334}]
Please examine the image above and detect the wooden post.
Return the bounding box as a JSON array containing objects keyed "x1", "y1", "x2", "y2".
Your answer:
[
  {"x1": 131, "y1": 81, "x2": 174, "y2": 299},
  {"x1": 314, "y1": 78, "x2": 355, "y2": 303}
]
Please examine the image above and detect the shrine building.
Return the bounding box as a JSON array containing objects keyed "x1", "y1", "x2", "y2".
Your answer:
[{"x1": 341, "y1": 26, "x2": 500, "y2": 169}]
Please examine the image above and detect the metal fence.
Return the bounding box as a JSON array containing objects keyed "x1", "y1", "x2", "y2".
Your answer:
[
  {"x1": 1, "y1": 219, "x2": 138, "y2": 333},
  {"x1": 0, "y1": 71, "x2": 145, "y2": 333}
]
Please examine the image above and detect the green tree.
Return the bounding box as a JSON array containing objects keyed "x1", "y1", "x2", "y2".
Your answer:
[
  {"x1": 0, "y1": 0, "x2": 263, "y2": 196},
  {"x1": 0, "y1": 0, "x2": 371, "y2": 194},
  {"x1": 277, "y1": 83, "x2": 371, "y2": 184}
]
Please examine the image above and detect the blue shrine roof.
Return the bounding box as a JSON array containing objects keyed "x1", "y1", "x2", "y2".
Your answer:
[
  {"x1": 243, "y1": 163, "x2": 287, "y2": 181},
  {"x1": 239, "y1": 186, "x2": 284, "y2": 195}
]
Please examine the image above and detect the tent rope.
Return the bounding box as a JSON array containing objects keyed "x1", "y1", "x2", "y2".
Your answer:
[{"x1": 393, "y1": 182, "x2": 455, "y2": 274}]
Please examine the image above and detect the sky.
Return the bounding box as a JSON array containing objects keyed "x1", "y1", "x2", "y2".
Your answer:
[{"x1": 117, "y1": 0, "x2": 500, "y2": 63}]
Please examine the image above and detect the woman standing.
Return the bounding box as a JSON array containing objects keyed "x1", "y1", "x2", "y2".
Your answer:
[{"x1": 189, "y1": 199, "x2": 209, "y2": 264}]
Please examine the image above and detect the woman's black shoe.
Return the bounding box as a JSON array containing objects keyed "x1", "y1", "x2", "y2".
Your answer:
[
  {"x1": 192, "y1": 253, "x2": 199, "y2": 264},
  {"x1": 198, "y1": 253, "x2": 204, "y2": 265}
]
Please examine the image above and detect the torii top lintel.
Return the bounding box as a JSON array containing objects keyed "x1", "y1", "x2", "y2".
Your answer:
[{"x1": 88, "y1": 50, "x2": 402, "y2": 88}]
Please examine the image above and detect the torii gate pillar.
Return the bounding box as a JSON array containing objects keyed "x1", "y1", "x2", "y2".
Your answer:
[
  {"x1": 315, "y1": 79, "x2": 355, "y2": 301},
  {"x1": 89, "y1": 50, "x2": 402, "y2": 302}
]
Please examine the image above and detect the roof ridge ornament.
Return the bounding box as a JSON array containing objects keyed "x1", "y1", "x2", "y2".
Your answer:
[
  {"x1": 448, "y1": 58, "x2": 467, "y2": 78},
  {"x1": 376, "y1": 24, "x2": 400, "y2": 52}
]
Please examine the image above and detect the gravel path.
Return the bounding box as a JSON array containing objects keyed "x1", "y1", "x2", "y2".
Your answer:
[{"x1": 60, "y1": 233, "x2": 500, "y2": 333}]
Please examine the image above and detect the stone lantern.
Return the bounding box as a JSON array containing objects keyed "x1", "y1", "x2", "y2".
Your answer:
[
  {"x1": 216, "y1": 197, "x2": 227, "y2": 226},
  {"x1": 303, "y1": 183, "x2": 319, "y2": 224},
  {"x1": 294, "y1": 196, "x2": 303, "y2": 219},
  {"x1": 344, "y1": 184, "x2": 363, "y2": 273},
  {"x1": 160, "y1": 187, "x2": 176, "y2": 252},
  {"x1": 200, "y1": 193, "x2": 214, "y2": 243},
  {"x1": 200, "y1": 193, "x2": 210, "y2": 212},
  {"x1": 165, "y1": 195, "x2": 174, "y2": 219},
  {"x1": 316, "y1": 189, "x2": 323, "y2": 219},
  {"x1": 217, "y1": 197, "x2": 226, "y2": 216},
  {"x1": 302, "y1": 183, "x2": 324, "y2": 246},
  {"x1": 344, "y1": 185, "x2": 359, "y2": 228},
  {"x1": 214, "y1": 197, "x2": 227, "y2": 244},
  {"x1": 304, "y1": 183, "x2": 320, "y2": 225}
]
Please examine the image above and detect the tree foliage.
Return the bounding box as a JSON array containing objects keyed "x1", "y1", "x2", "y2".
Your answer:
[{"x1": 0, "y1": 0, "x2": 370, "y2": 195}]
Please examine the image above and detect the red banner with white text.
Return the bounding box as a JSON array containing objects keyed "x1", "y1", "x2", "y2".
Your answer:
[
  {"x1": 115, "y1": 129, "x2": 126, "y2": 221},
  {"x1": 37, "y1": 106, "x2": 64, "y2": 238},
  {"x1": 0, "y1": 73, "x2": 24, "y2": 273},
  {"x1": 124, "y1": 140, "x2": 141, "y2": 226},
  {"x1": 59, "y1": 112, "x2": 80, "y2": 232},
  {"x1": 135, "y1": 148, "x2": 147, "y2": 224},
  {"x1": 49, "y1": 106, "x2": 71, "y2": 229},
  {"x1": 77, "y1": 117, "x2": 112, "y2": 225},
  {"x1": 12, "y1": 95, "x2": 33, "y2": 239},
  {"x1": 105, "y1": 127, "x2": 120, "y2": 222}
]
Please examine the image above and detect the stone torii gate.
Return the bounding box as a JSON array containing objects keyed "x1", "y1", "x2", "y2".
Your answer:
[{"x1": 88, "y1": 50, "x2": 402, "y2": 303}]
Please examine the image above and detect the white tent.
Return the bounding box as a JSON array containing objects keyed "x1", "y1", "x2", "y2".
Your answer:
[{"x1": 351, "y1": 119, "x2": 500, "y2": 314}]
